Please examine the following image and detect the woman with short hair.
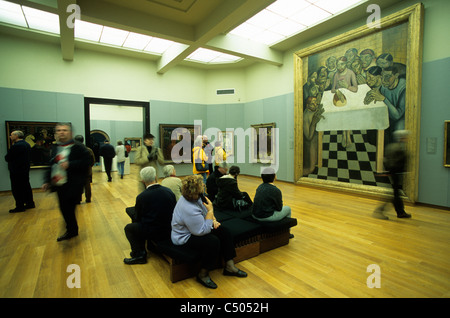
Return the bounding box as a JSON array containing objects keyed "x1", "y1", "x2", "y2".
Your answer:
[{"x1": 171, "y1": 175, "x2": 247, "y2": 289}]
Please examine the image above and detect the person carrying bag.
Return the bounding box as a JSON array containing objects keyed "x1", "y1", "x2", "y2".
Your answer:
[{"x1": 193, "y1": 136, "x2": 209, "y2": 185}]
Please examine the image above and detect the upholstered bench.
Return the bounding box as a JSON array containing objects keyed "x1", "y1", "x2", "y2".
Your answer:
[
  {"x1": 155, "y1": 239, "x2": 201, "y2": 283},
  {"x1": 154, "y1": 217, "x2": 263, "y2": 282},
  {"x1": 220, "y1": 218, "x2": 262, "y2": 263},
  {"x1": 246, "y1": 217, "x2": 298, "y2": 253},
  {"x1": 124, "y1": 206, "x2": 298, "y2": 283}
]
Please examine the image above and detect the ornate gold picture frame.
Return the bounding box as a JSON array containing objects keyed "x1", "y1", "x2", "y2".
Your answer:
[{"x1": 294, "y1": 4, "x2": 424, "y2": 203}]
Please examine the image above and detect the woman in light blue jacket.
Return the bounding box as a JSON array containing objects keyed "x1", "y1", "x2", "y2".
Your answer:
[{"x1": 171, "y1": 175, "x2": 247, "y2": 289}]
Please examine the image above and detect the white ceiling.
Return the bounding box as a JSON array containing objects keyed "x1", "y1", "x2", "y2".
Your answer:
[{"x1": 0, "y1": 0, "x2": 403, "y2": 74}]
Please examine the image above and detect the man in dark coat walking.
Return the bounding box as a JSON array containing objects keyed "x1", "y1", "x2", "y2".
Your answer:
[
  {"x1": 5, "y1": 130, "x2": 35, "y2": 213},
  {"x1": 42, "y1": 123, "x2": 91, "y2": 241},
  {"x1": 99, "y1": 140, "x2": 116, "y2": 182}
]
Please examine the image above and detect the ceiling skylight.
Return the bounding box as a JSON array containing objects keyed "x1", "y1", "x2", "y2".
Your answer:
[
  {"x1": 21, "y1": 5, "x2": 59, "y2": 34},
  {"x1": 73, "y1": 19, "x2": 176, "y2": 54},
  {"x1": 0, "y1": 0, "x2": 60, "y2": 34},
  {"x1": 74, "y1": 19, "x2": 102, "y2": 42},
  {"x1": 100, "y1": 26, "x2": 129, "y2": 46},
  {"x1": 123, "y1": 32, "x2": 153, "y2": 51},
  {"x1": 229, "y1": 0, "x2": 366, "y2": 46},
  {"x1": 144, "y1": 37, "x2": 174, "y2": 54},
  {"x1": 186, "y1": 48, "x2": 241, "y2": 64},
  {"x1": 0, "y1": 0, "x2": 27, "y2": 28}
]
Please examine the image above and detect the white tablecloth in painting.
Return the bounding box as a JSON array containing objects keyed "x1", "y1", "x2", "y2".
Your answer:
[
  {"x1": 314, "y1": 84, "x2": 388, "y2": 173},
  {"x1": 316, "y1": 84, "x2": 389, "y2": 132}
]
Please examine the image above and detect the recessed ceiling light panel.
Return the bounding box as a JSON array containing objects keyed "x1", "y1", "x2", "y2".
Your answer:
[{"x1": 0, "y1": 0, "x2": 27, "y2": 28}]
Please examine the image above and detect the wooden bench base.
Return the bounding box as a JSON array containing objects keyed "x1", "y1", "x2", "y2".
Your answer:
[{"x1": 162, "y1": 229, "x2": 291, "y2": 283}]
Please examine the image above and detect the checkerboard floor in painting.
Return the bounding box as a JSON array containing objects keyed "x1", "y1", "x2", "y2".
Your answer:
[{"x1": 307, "y1": 130, "x2": 393, "y2": 189}]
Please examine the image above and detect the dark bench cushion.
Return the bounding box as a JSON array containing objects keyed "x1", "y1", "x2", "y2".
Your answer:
[
  {"x1": 213, "y1": 210, "x2": 235, "y2": 222},
  {"x1": 246, "y1": 216, "x2": 298, "y2": 233},
  {"x1": 220, "y1": 218, "x2": 262, "y2": 243},
  {"x1": 155, "y1": 239, "x2": 200, "y2": 263}
]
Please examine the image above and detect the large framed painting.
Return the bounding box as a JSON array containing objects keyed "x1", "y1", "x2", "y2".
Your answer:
[
  {"x1": 5, "y1": 121, "x2": 58, "y2": 167},
  {"x1": 159, "y1": 124, "x2": 201, "y2": 163},
  {"x1": 294, "y1": 4, "x2": 424, "y2": 203}
]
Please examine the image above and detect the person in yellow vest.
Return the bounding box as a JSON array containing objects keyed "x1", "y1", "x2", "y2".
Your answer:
[
  {"x1": 192, "y1": 135, "x2": 209, "y2": 185},
  {"x1": 214, "y1": 140, "x2": 227, "y2": 171}
]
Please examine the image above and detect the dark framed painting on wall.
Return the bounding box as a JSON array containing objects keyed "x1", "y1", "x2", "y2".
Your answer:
[
  {"x1": 294, "y1": 4, "x2": 424, "y2": 203},
  {"x1": 250, "y1": 122, "x2": 276, "y2": 164},
  {"x1": 124, "y1": 137, "x2": 142, "y2": 151},
  {"x1": 159, "y1": 124, "x2": 201, "y2": 163},
  {"x1": 5, "y1": 121, "x2": 59, "y2": 167}
]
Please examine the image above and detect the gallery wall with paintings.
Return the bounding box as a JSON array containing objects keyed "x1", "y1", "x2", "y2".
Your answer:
[{"x1": 0, "y1": 0, "x2": 448, "y2": 207}]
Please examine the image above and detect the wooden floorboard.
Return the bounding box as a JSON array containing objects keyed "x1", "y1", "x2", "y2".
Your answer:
[{"x1": 0, "y1": 164, "x2": 449, "y2": 298}]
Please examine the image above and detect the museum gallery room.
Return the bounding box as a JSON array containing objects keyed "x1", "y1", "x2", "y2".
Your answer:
[{"x1": 0, "y1": 0, "x2": 449, "y2": 302}]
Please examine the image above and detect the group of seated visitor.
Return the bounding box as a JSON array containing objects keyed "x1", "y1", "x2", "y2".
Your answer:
[{"x1": 123, "y1": 164, "x2": 291, "y2": 289}]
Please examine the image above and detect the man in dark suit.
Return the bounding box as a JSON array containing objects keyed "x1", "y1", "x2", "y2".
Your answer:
[
  {"x1": 99, "y1": 140, "x2": 116, "y2": 182},
  {"x1": 123, "y1": 166, "x2": 177, "y2": 264},
  {"x1": 5, "y1": 130, "x2": 35, "y2": 213},
  {"x1": 42, "y1": 123, "x2": 91, "y2": 241}
]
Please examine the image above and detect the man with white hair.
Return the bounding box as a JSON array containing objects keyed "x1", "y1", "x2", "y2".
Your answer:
[
  {"x1": 160, "y1": 165, "x2": 182, "y2": 201},
  {"x1": 123, "y1": 166, "x2": 177, "y2": 264}
]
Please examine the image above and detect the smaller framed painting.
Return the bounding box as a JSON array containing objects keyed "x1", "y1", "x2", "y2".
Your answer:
[{"x1": 5, "y1": 121, "x2": 59, "y2": 167}]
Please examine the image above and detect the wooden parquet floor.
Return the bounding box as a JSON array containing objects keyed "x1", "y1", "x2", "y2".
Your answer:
[{"x1": 0, "y1": 164, "x2": 449, "y2": 298}]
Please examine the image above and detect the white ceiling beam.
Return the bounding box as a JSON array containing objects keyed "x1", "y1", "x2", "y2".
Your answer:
[
  {"x1": 206, "y1": 34, "x2": 283, "y2": 66},
  {"x1": 157, "y1": 0, "x2": 277, "y2": 74},
  {"x1": 156, "y1": 42, "x2": 192, "y2": 74}
]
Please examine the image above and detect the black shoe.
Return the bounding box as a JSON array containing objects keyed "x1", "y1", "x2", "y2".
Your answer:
[
  {"x1": 57, "y1": 232, "x2": 78, "y2": 242},
  {"x1": 123, "y1": 255, "x2": 147, "y2": 265},
  {"x1": 223, "y1": 268, "x2": 248, "y2": 278},
  {"x1": 196, "y1": 276, "x2": 218, "y2": 289},
  {"x1": 397, "y1": 212, "x2": 411, "y2": 218},
  {"x1": 9, "y1": 207, "x2": 26, "y2": 213},
  {"x1": 25, "y1": 203, "x2": 35, "y2": 209}
]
